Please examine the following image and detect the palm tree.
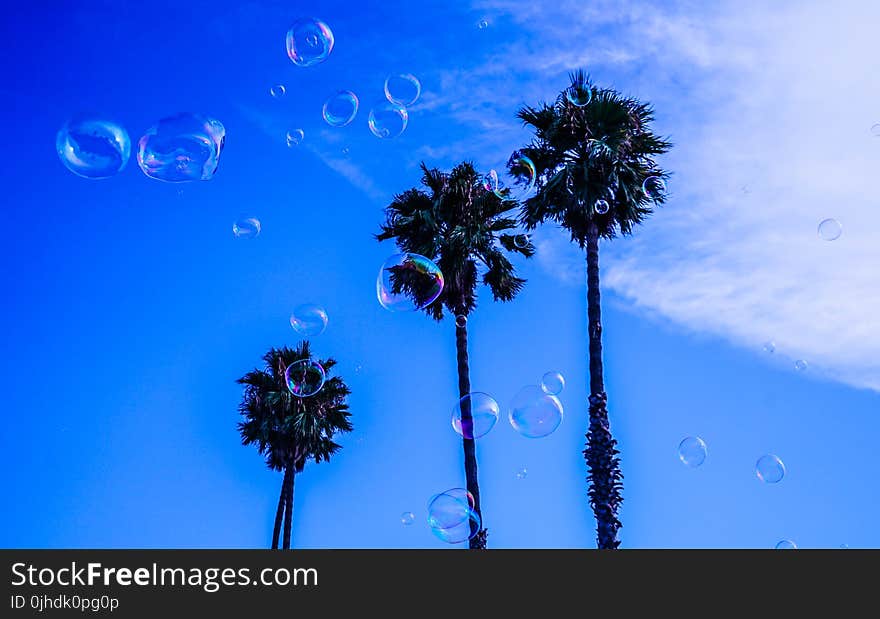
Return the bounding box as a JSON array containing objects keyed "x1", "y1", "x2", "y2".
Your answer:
[
  {"x1": 511, "y1": 71, "x2": 671, "y2": 549},
  {"x1": 377, "y1": 161, "x2": 533, "y2": 548},
  {"x1": 237, "y1": 342, "x2": 352, "y2": 549}
]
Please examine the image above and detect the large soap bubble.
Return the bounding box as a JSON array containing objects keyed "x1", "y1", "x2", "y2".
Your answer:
[
  {"x1": 137, "y1": 113, "x2": 225, "y2": 182},
  {"x1": 508, "y1": 385, "x2": 563, "y2": 438},
  {"x1": 56, "y1": 117, "x2": 131, "y2": 179},
  {"x1": 451, "y1": 392, "x2": 500, "y2": 439},
  {"x1": 427, "y1": 488, "x2": 480, "y2": 544},
  {"x1": 286, "y1": 18, "x2": 334, "y2": 67},
  {"x1": 377, "y1": 253, "x2": 444, "y2": 312}
]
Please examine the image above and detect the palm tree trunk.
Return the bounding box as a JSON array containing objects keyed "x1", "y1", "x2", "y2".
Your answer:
[
  {"x1": 455, "y1": 314, "x2": 487, "y2": 549},
  {"x1": 271, "y1": 467, "x2": 291, "y2": 549},
  {"x1": 584, "y1": 222, "x2": 623, "y2": 549},
  {"x1": 282, "y1": 465, "x2": 295, "y2": 549}
]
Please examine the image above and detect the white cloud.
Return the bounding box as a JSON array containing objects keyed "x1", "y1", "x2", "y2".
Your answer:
[{"x1": 462, "y1": 0, "x2": 880, "y2": 391}]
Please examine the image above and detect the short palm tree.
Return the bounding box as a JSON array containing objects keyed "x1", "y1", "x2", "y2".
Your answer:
[
  {"x1": 377, "y1": 161, "x2": 533, "y2": 548},
  {"x1": 511, "y1": 71, "x2": 671, "y2": 549},
  {"x1": 237, "y1": 342, "x2": 352, "y2": 549}
]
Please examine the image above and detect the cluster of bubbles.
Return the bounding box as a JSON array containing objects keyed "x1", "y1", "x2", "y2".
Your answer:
[
  {"x1": 322, "y1": 91, "x2": 359, "y2": 127},
  {"x1": 137, "y1": 113, "x2": 226, "y2": 182},
  {"x1": 286, "y1": 18, "x2": 334, "y2": 67},
  {"x1": 451, "y1": 392, "x2": 500, "y2": 439},
  {"x1": 56, "y1": 118, "x2": 131, "y2": 179},
  {"x1": 756, "y1": 454, "x2": 786, "y2": 483},
  {"x1": 285, "y1": 359, "x2": 326, "y2": 398},
  {"x1": 427, "y1": 488, "x2": 480, "y2": 544},
  {"x1": 376, "y1": 253, "x2": 444, "y2": 312},
  {"x1": 232, "y1": 217, "x2": 261, "y2": 239},
  {"x1": 678, "y1": 436, "x2": 708, "y2": 467},
  {"x1": 290, "y1": 304, "x2": 329, "y2": 336},
  {"x1": 509, "y1": 384, "x2": 563, "y2": 438},
  {"x1": 817, "y1": 218, "x2": 842, "y2": 241}
]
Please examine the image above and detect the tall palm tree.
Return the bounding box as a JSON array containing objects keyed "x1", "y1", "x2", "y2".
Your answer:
[
  {"x1": 377, "y1": 161, "x2": 533, "y2": 549},
  {"x1": 237, "y1": 342, "x2": 352, "y2": 549},
  {"x1": 511, "y1": 71, "x2": 671, "y2": 549}
]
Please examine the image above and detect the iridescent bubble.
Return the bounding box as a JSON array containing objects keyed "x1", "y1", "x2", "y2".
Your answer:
[
  {"x1": 56, "y1": 117, "x2": 131, "y2": 179},
  {"x1": 322, "y1": 90, "x2": 359, "y2": 127},
  {"x1": 427, "y1": 488, "x2": 480, "y2": 544},
  {"x1": 643, "y1": 176, "x2": 666, "y2": 200},
  {"x1": 795, "y1": 360, "x2": 808, "y2": 372},
  {"x1": 377, "y1": 253, "x2": 444, "y2": 312},
  {"x1": 384, "y1": 73, "x2": 422, "y2": 106},
  {"x1": 508, "y1": 155, "x2": 537, "y2": 198},
  {"x1": 368, "y1": 102, "x2": 408, "y2": 139},
  {"x1": 286, "y1": 18, "x2": 334, "y2": 67},
  {"x1": 508, "y1": 385, "x2": 564, "y2": 438},
  {"x1": 400, "y1": 511, "x2": 415, "y2": 526},
  {"x1": 817, "y1": 218, "x2": 842, "y2": 241},
  {"x1": 455, "y1": 315, "x2": 467, "y2": 328},
  {"x1": 286, "y1": 129, "x2": 304, "y2": 147},
  {"x1": 763, "y1": 341, "x2": 776, "y2": 354},
  {"x1": 513, "y1": 234, "x2": 530, "y2": 249},
  {"x1": 137, "y1": 113, "x2": 225, "y2": 183},
  {"x1": 515, "y1": 467, "x2": 528, "y2": 480},
  {"x1": 594, "y1": 199, "x2": 610, "y2": 215},
  {"x1": 451, "y1": 392, "x2": 500, "y2": 439},
  {"x1": 269, "y1": 84, "x2": 286, "y2": 98},
  {"x1": 540, "y1": 371, "x2": 565, "y2": 396},
  {"x1": 678, "y1": 436, "x2": 707, "y2": 468},
  {"x1": 290, "y1": 304, "x2": 328, "y2": 336},
  {"x1": 775, "y1": 540, "x2": 797, "y2": 550},
  {"x1": 482, "y1": 169, "x2": 505, "y2": 197},
  {"x1": 756, "y1": 454, "x2": 785, "y2": 484},
  {"x1": 566, "y1": 82, "x2": 591, "y2": 107},
  {"x1": 284, "y1": 359, "x2": 326, "y2": 398},
  {"x1": 232, "y1": 217, "x2": 261, "y2": 239}
]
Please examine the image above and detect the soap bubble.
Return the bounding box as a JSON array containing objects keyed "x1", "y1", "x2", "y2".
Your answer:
[
  {"x1": 290, "y1": 304, "x2": 328, "y2": 336},
  {"x1": 817, "y1": 218, "x2": 842, "y2": 241},
  {"x1": 678, "y1": 436, "x2": 707, "y2": 467},
  {"x1": 540, "y1": 371, "x2": 565, "y2": 395},
  {"x1": 515, "y1": 467, "x2": 528, "y2": 480},
  {"x1": 269, "y1": 84, "x2": 286, "y2": 98},
  {"x1": 400, "y1": 512, "x2": 415, "y2": 526},
  {"x1": 756, "y1": 454, "x2": 785, "y2": 484},
  {"x1": 455, "y1": 315, "x2": 467, "y2": 328},
  {"x1": 322, "y1": 90, "x2": 359, "y2": 127},
  {"x1": 482, "y1": 169, "x2": 505, "y2": 197},
  {"x1": 56, "y1": 117, "x2": 131, "y2": 179},
  {"x1": 566, "y1": 82, "x2": 591, "y2": 107},
  {"x1": 377, "y1": 253, "x2": 444, "y2": 312},
  {"x1": 286, "y1": 129, "x2": 304, "y2": 147},
  {"x1": 137, "y1": 113, "x2": 225, "y2": 182},
  {"x1": 284, "y1": 360, "x2": 326, "y2": 398},
  {"x1": 508, "y1": 155, "x2": 537, "y2": 198},
  {"x1": 794, "y1": 360, "x2": 808, "y2": 372},
  {"x1": 513, "y1": 234, "x2": 530, "y2": 249},
  {"x1": 763, "y1": 341, "x2": 776, "y2": 354},
  {"x1": 871, "y1": 124, "x2": 880, "y2": 136},
  {"x1": 594, "y1": 199, "x2": 610, "y2": 215},
  {"x1": 477, "y1": 19, "x2": 489, "y2": 29},
  {"x1": 509, "y1": 385, "x2": 563, "y2": 438},
  {"x1": 451, "y1": 392, "x2": 500, "y2": 439},
  {"x1": 384, "y1": 73, "x2": 421, "y2": 106},
  {"x1": 775, "y1": 540, "x2": 797, "y2": 550},
  {"x1": 368, "y1": 102, "x2": 408, "y2": 139},
  {"x1": 642, "y1": 176, "x2": 666, "y2": 200},
  {"x1": 427, "y1": 488, "x2": 480, "y2": 544},
  {"x1": 286, "y1": 18, "x2": 334, "y2": 67},
  {"x1": 232, "y1": 217, "x2": 261, "y2": 238}
]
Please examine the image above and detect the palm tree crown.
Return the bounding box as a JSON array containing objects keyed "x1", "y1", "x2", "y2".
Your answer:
[
  {"x1": 237, "y1": 343, "x2": 352, "y2": 473},
  {"x1": 511, "y1": 70, "x2": 672, "y2": 245},
  {"x1": 377, "y1": 161, "x2": 533, "y2": 319}
]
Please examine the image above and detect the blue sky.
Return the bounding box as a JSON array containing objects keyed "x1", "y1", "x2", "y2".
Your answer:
[{"x1": 1, "y1": 0, "x2": 878, "y2": 549}]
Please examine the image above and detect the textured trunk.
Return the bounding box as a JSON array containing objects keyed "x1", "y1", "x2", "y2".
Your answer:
[
  {"x1": 282, "y1": 465, "x2": 295, "y2": 549},
  {"x1": 271, "y1": 467, "x2": 291, "y2": 549},
  {"x1": 455, "y1": 314, "x2": 486, "y2": 549},
  {"x1": 584, "y1": 223, "x2": 623, "y2": 549}
]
